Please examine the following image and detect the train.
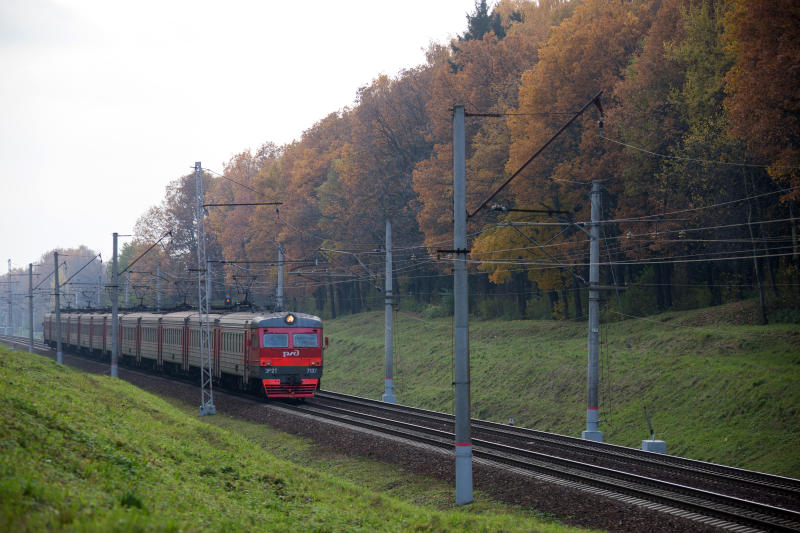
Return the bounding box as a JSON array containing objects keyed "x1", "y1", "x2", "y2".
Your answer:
[{"x1": 42, "y1": 309, "x2": 327, "y2": 399}]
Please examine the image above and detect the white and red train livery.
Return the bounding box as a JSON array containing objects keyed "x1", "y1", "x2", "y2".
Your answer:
[{"x1": 43, "y1": 310, "x2": 326, "y2": 398}]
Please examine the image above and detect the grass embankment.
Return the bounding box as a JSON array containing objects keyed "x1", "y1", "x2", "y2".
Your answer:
[
  {"x1": 323, "y1": 301, "x2": 800, "y2": 477},
  {"x1": 0, "y1": 348, "x2": 585, "y2": 532}
]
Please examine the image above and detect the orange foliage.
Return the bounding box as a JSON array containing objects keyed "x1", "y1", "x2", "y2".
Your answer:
[{"x1": 724, "y1": 0, "x2": 800, "y2": 199}]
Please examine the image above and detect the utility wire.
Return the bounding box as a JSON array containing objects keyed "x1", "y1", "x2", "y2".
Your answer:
[
  {"x1": 120, "y1": 232, "x2": 172, "y2": 276},
  {"x1": 600, "y1": 134, "x2": 800, "y2": 170},
  {"x1": 202, "y1": 167, "x2": 263, "y2": 196},
  {"x1": 469, "y1": 90, "x2": 604, "y2": 218},
  {"x1": 600, "y1": 188, "x2": 800, "y2": 225},
  {"x1": 61, "y1": 253, "x2": 102, "y2": 288},
  {"x1": 463, "y1": 249, "x2": 796, "y2": 268}
]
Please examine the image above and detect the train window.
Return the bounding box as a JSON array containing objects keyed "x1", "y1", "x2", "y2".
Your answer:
[
  {"x1": 293, "y1": 333, "x2": 318, "y2": 347},
  {"x1": 263, "y1": 333, "x2": 288, "y2": 348}
]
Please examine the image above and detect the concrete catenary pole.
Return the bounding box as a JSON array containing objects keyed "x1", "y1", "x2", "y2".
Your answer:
[
  {"x1": 276, "y1": 243, "x2": 284, "y2": 312},
  {"x1": 582, "y1": 181, "x2": 603, "y2": 442},
  {"x1": 156, "y1": 263, "x2": 161, "y2": 312},
  {"x1": 54, "y1": 252, "x2": 62, "y2": 364},
  {"x1": 7, "y1": 259, "x2": 12, "y2": 335},
  {"x1": 124, "y1": 271, "x2": 130, "y2": 308},
  {"x1": 111, "y1": 232, "x2": 119, "y2": 378},
  {"x1": 63, "y1": 262, "x2": 69, "y2": 310},
  {"x1": 382, "y1": 220, "x2": 396, "y2": 403},
  {"x1": 453, "y1": 105, "x2": 473, "y2": 505},
  {"x1": 28, "y1": 263, "x2": 33, "y2": 353}
]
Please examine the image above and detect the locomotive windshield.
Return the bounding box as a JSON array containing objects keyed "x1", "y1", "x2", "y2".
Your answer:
[
  {"x1": 293, "y1": 333, "x2": 318, "y2": 347},
  {"x1": 263, "y1": 333, "x2": 289, "y2": 348}
]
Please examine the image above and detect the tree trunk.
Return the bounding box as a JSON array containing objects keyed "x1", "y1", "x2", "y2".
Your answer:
[
  {"x1": 515, "y1": 269, "x2": 527, "y2": 318},
  {"x1": 655, "y1": 265, "x2": 665, "y2": 311},
  {"x1": 548, "y1": 290, "x2": 558, "y2": 317},
  {"x1": 707, "y1": 262, "x2": 721, "y2": 306},
  {"x1": 664, "y1": 263, "x2": 673, "y2": 309},
  {"x1": 573, "y1": 277, "x2": 583, "y2": 320},
  {"x1": 328, "y1": 282, "x2": 337, "y2": 319},
  {"x1": 314, "y1": 285, "x2": 326, "y2": 315}
]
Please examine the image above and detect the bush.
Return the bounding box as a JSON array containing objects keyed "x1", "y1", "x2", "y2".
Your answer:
[{"x1": 768, "y1": 308, "x2": 800, "y2": 324}]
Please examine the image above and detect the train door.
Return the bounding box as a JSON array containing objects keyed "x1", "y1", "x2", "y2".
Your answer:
[
  {"x1": 181, "y1": 319, "x2": 189, "y2": 372},
  {"x1": 243, "y1": 328, "x2": 251, "y2": 385},
  {"x1": 157, "y1": 320, "x2": 163, "y2": 369},
  {"x1": 135, "y1": 317, "x2": 142, "y2": 364},
  {"x1": 213, "y1": 324, "x2": 222, "y2": 380}
]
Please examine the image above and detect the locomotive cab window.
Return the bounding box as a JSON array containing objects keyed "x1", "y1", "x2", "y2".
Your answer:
[
  {"x1": 293, "y1": 333, "x2": 318, "y2": 347},
  {"x1": 263, "y1": 333, "x2": 289, "y2": 348}
]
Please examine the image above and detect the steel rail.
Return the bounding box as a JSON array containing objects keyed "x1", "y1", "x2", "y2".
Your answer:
[
  {"x1": 316, "y1": 390, "x2": 800, "y2": 497},
  {"x1": 291, "y1": 400, "x2": 800, "y2": 532}
]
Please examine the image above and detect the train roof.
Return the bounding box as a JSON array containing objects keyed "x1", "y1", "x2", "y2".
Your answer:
[
  {"x1": 45, "y1": 309, "x2": 322, "y2": 328},
  {"x1": 216, "y1": 311, "x2": 322, "y2": 329},
  {"x1": 159, "y1": 311, "x2": 224, "y2": 325},
  {"x1": 45, "y1": 310, "x2": 123, "y2": 319}
]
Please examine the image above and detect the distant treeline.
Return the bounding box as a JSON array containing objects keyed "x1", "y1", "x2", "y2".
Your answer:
[{"x1": 10, "y1": 0, "x2": 796, "y2": 325}]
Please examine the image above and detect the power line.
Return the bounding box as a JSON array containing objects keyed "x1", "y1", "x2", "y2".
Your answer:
[
  {"x1": 203, "y1": 202, "x2": 281, "y2": 208},
  {"x1": 600, "y1": 134, "x2": 800, "y2": 170},
  {"x1": 120, "y1": 232, "x2": 171, "y2": 276},
  {"x1": 202, "y1": 167, "x2": 263, "y2": 196},
  {"x1": 463, "y1": 249, "x2": 797, "y2": 269},
  {"x1": 468, "y1": 91, "x2": 604, "y2": 218},
  {"x1": 599, "y1": 189, "x2": 800, "y2": 225}
]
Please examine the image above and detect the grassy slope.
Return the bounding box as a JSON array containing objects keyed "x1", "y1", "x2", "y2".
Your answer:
[
  {"x1": 0, "y1": 348, "x2": 584, "y2": 533},
  {"x1": 322, "y1": 301, "x2": 800, "y2": 477}
]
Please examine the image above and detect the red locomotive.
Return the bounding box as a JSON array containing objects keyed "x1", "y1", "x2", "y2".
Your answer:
[{"x1": 43, "y1": 310, "x2": 327, "y2": 399}]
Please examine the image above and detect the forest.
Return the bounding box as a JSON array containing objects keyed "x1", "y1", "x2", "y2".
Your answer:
[{"x1": 3, "y1": 0, "x2": 799, "y2": 329}]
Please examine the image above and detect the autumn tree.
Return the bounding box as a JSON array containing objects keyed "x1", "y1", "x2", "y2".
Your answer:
[
  {"x1": 116, "y1": 0, "x2": 799, "y2": 319},
  {"x1": 480, "y1": 0, "x2": 657, "y2": 317},
  {"x1": 414, "y1": 0, "x2": 560, "y2": 248},
  {"x1": 605, "y1": 0, "x2": 791, "y2": 314},
  {"x1": 202, "y1": 144, "x2": 284, "y2": 305},
  {"x1": 264, "y1": 113, "x2": 352, "y2": 312},
  {"x1": 724, "y1": 0, "x2": 800, "y2": 200},
  {"x1": 133, "y1": 170, "x2": 223, "y2": 307}
]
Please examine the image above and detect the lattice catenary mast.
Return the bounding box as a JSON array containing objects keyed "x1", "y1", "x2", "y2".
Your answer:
[{"x1": 195, "y1": 162, "x2": 216, "y2": 416}]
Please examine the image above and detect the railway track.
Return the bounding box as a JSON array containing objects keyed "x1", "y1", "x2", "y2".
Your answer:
[
  {"x1": 313, "y1": 391, "x2": 800, "y2": 507},
  {"x1": 6, "y1": 335, "x2": 799, "y2": 531},
  {"x1": 0, "y1": 334, "x2": 49, "y2": 353},
  {"x1": 295, "y1": 390, "x2": 800, "y2": 532}
]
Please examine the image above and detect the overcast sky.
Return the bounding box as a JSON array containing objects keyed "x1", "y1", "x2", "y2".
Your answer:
[{"x1": 0, "y1": 0, "x2": 477, "y2": 270}]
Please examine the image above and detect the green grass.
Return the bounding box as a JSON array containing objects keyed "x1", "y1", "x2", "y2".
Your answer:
[
  {"x1": 322, "y1": 301, "x2": 800, "y2": 477},
  {"x1": 0, "y1": 348, "x2": 589, "y2": 532}
]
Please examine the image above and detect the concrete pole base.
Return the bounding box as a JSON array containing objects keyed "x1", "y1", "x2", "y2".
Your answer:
[
  {"x1": 381, "y1": 392, "x2": 396, "y2": 403},
  {"x1": 642, "y1": 440, "x2": 666, "y2": 453},
  {"x1": 583, "y1": 407, "x2": 603, "y2": 442},
  {"x1": 382, "y1": 378, "x2": 396, "y2": 403},
  {"x1": 582, "y1": 429, "x2": 604, "y2": 442},
  {"x1": 455, "y1": 443, "x2": 473, "y2": 506}
]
